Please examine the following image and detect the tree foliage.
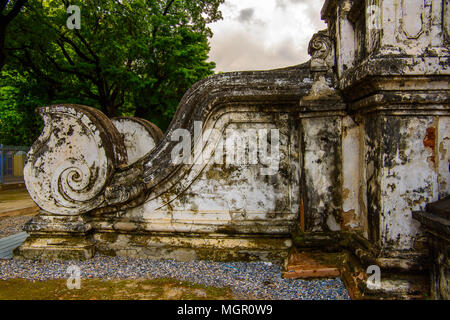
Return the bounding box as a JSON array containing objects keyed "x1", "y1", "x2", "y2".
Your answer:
[
  {"x1": 0, "y1": 69, "x2": 44, "y2": 145},
  {"x1": 1, "y1": 0, "x2": 223, "y2": 145}
]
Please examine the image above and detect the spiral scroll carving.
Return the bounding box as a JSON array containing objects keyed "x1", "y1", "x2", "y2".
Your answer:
[
  {"x1": 308, "y1": 30, "x2": 332, "y2": 59},
  {"x1": 24, "y1": 105, "x2": 127, "y2": 215},
  {"x1": 308, "y1": 29, "x2": 333, "y2": 70}
]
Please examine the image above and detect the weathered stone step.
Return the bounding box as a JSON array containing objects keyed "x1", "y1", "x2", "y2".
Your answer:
[{"x1": 282, "y1": 251, "x2": 341, "y2": 279}]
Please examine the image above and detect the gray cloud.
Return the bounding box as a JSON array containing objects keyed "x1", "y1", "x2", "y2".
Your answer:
[
  {"x1": 209, "y1": 32, "x2": 310, "y2": 72},
  {"x1": 237, "y1": 8, "x2": 255, "y2": 23},
  {"x1": 208, "y1": 0, "x2": 327, "y2": 72}
]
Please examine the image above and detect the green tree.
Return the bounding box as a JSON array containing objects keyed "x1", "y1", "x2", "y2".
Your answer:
[
  {"x1": 5, "y1": 0, "x2": 223, "y2": 131},
  {"x1": 0, "y1": 69, "x2": 44, "y2": 145}
]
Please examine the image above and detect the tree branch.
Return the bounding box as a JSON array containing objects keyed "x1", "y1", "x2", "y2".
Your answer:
[
  {"x1": 59, "y1": 34, "x2": 95, "y2": 64},
  {"x1": 40, "y1": 47, "x2": 95, "y2": 82},
  {"x1": 152, "y1": 0, "x2": 176, "y2": 39},
  {"x1": 73, "y1": 30, "x2": 99, "y2": 64},
  {"x1": 56, "y1": 41, "x2": 75, "y2": 66},
  {"x1": 163, "y1": 0, "x2": 175, "y2": 16}
]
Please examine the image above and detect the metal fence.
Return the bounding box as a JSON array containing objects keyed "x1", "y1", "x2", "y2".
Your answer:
[{"x1": 0, "y1": 145, "x2": 29, "y2": 185}]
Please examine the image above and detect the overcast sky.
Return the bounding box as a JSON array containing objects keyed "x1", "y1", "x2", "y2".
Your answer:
[{"x1": 207, "y1": 0, "x2": 327, "y2": 72}]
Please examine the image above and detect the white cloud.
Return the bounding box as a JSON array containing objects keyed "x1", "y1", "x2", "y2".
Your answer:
[{"x1": 207, "y1": 0, "x2": 327, "y2": 72}]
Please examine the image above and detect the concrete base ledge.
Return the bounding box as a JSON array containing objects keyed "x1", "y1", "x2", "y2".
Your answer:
[
  {"x1": 93, "y1": 232, "x2": 293, "y2": 263},
  {"x1": 13, "y1": 236, "x2": 95, "y2": 261},
  {"x1": 13, "y1": 232, "x2": 292, "y2": 263}
]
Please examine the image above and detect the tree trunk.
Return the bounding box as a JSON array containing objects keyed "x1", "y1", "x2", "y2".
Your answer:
[
  {"x1": 99, "y1": 96, "x2": 118, "y2": 118},
  {"x1": 108, "y1": 102, "x2": 117, "y2": 118}
]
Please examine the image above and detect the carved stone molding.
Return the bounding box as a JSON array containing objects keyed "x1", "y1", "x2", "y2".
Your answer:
[
  {"x1": 400, "y1": 0, "x2": 426, "y2": 39},
  {"x1": 303, "y1": 29, "x2": 342, "y2": 110},
  {"x1": 308, "y1": 29, "x2": 334, "y2": 72}
]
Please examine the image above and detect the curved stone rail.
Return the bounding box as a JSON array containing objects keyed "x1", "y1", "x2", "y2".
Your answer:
[
  {"x1": 35, "y1": 64, "x2": 313, "y2": 217},
  {"x1": 17, "y1": 63, "x2": 314, "y2": 260}
]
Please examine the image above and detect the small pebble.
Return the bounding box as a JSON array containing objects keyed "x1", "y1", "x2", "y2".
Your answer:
[{"x1": 0, "y1": 216, "x2": 31, "y2": 238}]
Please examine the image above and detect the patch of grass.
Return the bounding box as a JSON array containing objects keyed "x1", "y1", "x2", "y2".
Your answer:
[{"x1": 0, "y1": 278, "x2": 234, "y2": 300}]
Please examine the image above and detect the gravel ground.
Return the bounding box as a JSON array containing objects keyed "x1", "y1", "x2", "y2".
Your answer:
[
  {"x1": 0, "y1": 256, "x2": 351, "y2": 300},
  {"x1": 0, "y1": 216, "x2": 350, "y2": 300},
  {"x1": 0, "y1": 216, "x2": 31, "y2": 238}
]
